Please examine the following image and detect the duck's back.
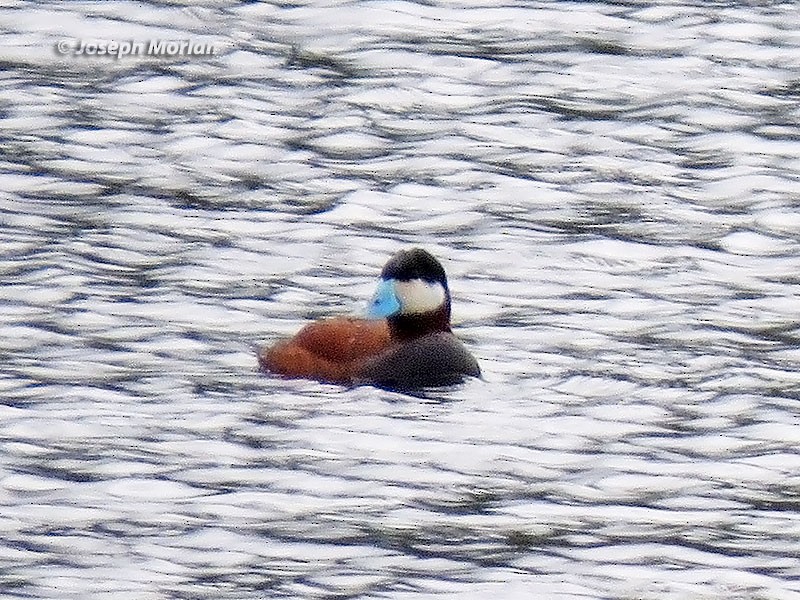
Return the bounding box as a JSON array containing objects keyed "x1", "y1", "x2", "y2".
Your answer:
[
  {"x1": 356, "y1": 331, "x2": 480, "y2": 390},
  {"x1": 259, "y1": 317, "x2": 391, "y2": 383}
]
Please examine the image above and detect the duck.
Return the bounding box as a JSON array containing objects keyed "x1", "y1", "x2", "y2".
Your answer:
[{"x1": 258, "y1": 248, "x2": 480, "y2": 390}]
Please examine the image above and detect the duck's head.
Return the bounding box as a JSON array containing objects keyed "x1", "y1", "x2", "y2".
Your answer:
[{"x1": 367, "y1": 248, "x2": 452, "y2": 340}]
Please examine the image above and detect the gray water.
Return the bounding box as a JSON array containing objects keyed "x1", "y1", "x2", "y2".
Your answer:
[{"x1": 2, "y1": 1, "x2": 800, "y2": 599}]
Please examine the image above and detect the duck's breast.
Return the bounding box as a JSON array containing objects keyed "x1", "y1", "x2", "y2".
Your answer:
[{"x1": 356, "y1": 331, "x2": 480, "y2": 390}]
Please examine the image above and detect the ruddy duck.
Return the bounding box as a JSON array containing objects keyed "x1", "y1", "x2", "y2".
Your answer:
[{"x1": 259, "y1": 248, "x2": 480, "y2": 390}]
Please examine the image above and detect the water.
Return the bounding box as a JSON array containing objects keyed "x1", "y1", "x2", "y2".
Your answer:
[{"x1": 2, "y1": 1, "x2": 800, "y2": 599}]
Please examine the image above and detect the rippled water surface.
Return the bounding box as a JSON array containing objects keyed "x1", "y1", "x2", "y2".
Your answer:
[{"x1": 2, "y1": 1, "x2": 800, "y2": 599}]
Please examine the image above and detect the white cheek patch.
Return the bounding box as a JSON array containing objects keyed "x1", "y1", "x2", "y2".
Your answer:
[{"x1": 394, "y1": 279, "x2": 446, "y2": 315}]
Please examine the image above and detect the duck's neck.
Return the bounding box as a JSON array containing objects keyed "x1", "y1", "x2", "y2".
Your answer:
[{"x1": 388, "y1": 302, "x2": 451, "y2": 342}]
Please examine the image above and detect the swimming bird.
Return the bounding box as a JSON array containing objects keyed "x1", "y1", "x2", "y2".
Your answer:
[{"x1": 258, "y1": 248, "x2": 480, "y2": 390}]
